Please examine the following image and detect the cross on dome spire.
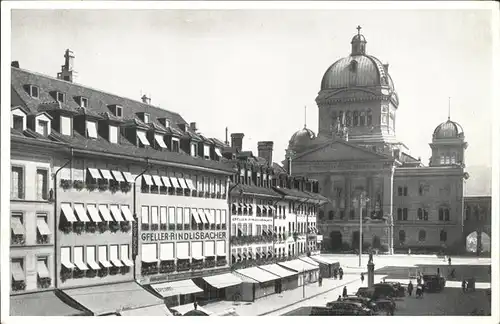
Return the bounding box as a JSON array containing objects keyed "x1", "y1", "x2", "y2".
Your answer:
[
  {"x1": 351, "y1": 25, "x2": 367, "y2": 55},
  {"x1": 357, "y1": 25, "x2": 362, "y2": 35}
]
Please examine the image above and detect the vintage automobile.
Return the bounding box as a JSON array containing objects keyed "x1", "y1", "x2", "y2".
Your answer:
[
  {"x1": 372, "y1": 282, "x2": 405, "y2": 298},
  {"x1": 340, "y1": 295, "x2": 378, "y2": 312},
  {"x1": 325, "y1": 301, "x2": 374, "y2": 316},
  {"x1": 422, "y1": 274, "x2": 446, "y2": 292},
  {"x1": 382, "y1": 281, "x2": 407, "y2": 297},
  {"x1": 282, "y1": 306, "x2": 337, "y2": 316},
  {"x1": 357, "y1": 284, "x2": 397, "y2": 299}
]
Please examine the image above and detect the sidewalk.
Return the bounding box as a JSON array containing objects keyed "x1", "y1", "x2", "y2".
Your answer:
[{"x1": 202, "y1": 274, "x2": 360, "y2": 316}]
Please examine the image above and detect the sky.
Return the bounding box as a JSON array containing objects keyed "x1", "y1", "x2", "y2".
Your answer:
[{"x1": 10, "y1": 8, "x2": 494, "y2": 171}]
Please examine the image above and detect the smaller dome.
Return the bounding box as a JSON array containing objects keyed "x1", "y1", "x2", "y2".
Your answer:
[
  {"x1": 433, "y1": 119, "x2": 464, "y2": 139},
  {"x1": 288, "y1": 127, "x2": 316, "y2": 150},
  {"x1": 351, "y1": 34, "x2": 366, "y2": 43}
]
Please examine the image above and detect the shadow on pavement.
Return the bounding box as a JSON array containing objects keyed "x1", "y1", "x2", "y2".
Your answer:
[{"x1": 374, "y1": 264, "x2": 491, "y2": 283}]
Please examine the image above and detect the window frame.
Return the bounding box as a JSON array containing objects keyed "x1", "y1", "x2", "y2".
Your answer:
[
  {"x1": 38, "y1": 119, "x2": 49, "y2": 137},
  {"x1": 56, "y1": 92, "x2": 65, "y2": 103},
  {"x1": 13, "y1": 115, "x2": 24, "y2": 131},
  {"x1": 11, "y1": 165, "x2": 25, "y2": 200},
  {"x1": 36, "y1": 168, "x2": 49, "y2": 200},
  {"x1": 29, "y1": 85, "x2": 39, "y2": 98}
]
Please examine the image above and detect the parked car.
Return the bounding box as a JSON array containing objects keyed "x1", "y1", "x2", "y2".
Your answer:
[
  {"x1": 325, "y1": 301, "x2": 374, "y2": 315},
  {"x1": 422, "y1": 274, "x2": 446, "y2": 292},
  {"x1": 282, "y1": 306, "x2": 336, "y2": 316},
  {"x1": 358, "y1": 285, "x2": 397, "y2": 299},
  {"x1": 372, "y1": 298, "x2": 396, "y2": 315},
  {"x1": 383, "y1": 281, "x2": 406, "y2": 297},
  {"x1": 340, "y1": 295, "x2": 378, "y2": 312}
]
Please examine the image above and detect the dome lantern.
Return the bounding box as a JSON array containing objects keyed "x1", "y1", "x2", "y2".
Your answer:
[{"x1": 351, "y1": 25, "x2": 367, "y2": 56}]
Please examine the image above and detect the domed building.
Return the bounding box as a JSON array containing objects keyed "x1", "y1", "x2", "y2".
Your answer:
[{"x1": 284, "y1": 27, "x2": 468, "y2": 254}]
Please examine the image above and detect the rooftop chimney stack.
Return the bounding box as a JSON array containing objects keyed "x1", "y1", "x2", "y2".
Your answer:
[
  {"x1": 57, "y1": 49, "x2": 76, "y2": 82},
  {"x1": 141, "y1": 94, "x2": 151, "y2": 105},
  {"x1": 225, "y1": 127, "x2": 229, "y2": 146},
  {"x1": 231, "y1": 133, "x2": 244, "y2": 152},
  {"x1": 11, "y1": 61, "x2": 20, "y2": 68},
  {"x1": 257, "y1": 141, "x2": 274, "y2": 166},
  {"x1": 190, "y1": 122, "x2": 197, "y2": 132}
]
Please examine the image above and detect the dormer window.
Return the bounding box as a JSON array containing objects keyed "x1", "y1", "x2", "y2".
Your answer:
[
  {"x1": 137, "y1": 130, "x2": 150, "y2": 147},
  {"x1": 164, "y1": 119, "x2": 170, "y2": 127},
  {"x1": 203, "y1": 144, "x2": 210, "y2": 160},
  {"x1": 86, "y1": 121, "x2": 97, "y2": 139},
  {"x1": 154, "y1": 133, "x2": 167, "y2": 149},
  {"x1": 11, "y1": 108, "x2": 27, "y2": 131},
  {"x1": 60, "y1": 115, "x2": 72, "y2": 136},
  {"x1": 191, "y1": 142, "x2": 198, "y2": 157},
  {"x1": 171, "y1": 138, "x2": 180, "y2": 153},
  {"x1": 38, "y1": 120, "x2": 48, "y2": 136},
  {"x1": 77, "y1": 96, "x2": 88, "y2": 108},
  {"x1": 144, "y1": 113, "x2": 150, "y2": 124},
  {"x1": 108, "y1": 105, "x2": 123, "y2": 118},
  {"x1": 28, "y1": 85, "x2": 39, "y2": 98},
  {"x1": 56, "y1": 92, "x2": 65, "y2": 103},
  {"x1": 109, "y1": 125, "x2": 118, "y2": 144}
]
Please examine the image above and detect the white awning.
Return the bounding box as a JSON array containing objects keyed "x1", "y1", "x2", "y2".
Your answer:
[
  {"x1": 215, "y1": 147, "x2": 222, "y2": 157},
  {"x1": 192, "y1": 210, "x2": 202, "y2": 224},
  {"x1": 205, "y1": 210, "x2": 215, "y2": 224},
  {"x1": 120, "y1": 205, "x2": 135, "y2": 221},
  {"x1": 37, "y1": 218, "x2": 51, "y2": 235},
  {"x1": 161, "y1": 176, "x2": 172, "y2": 187},
  {"x1": 87, "y1": 205, "x2": 102, "y2": 222},
  {"x1": 121, "y1": 304, "x2": 172, "y2": 316},
  {"x1": 121, "y1": 256, "x2": 134, "y2": 267},
  {"x1": 37, "y1": 261, "x2": 50, "y2": 278},
  {"x1": 178, "y1": 178, "x2": 188, "y2": 189},
  {"x1": 310, "y1": 255, "x2": 339, "y2": 265},
  {"x1": 278, "y1": 259, "x2": 319, "y2": 273},
  {"x1": 111, "y1": 170, "x2": 125, "y2": 182},
  {"x1": 137, "y1": 131, "x2": 150, "y2": 146},
  {"x1": 152, "y1": 175, "x2": 163, "y2": 186},
  {"x1": 74, "y1": 259, "x2": 89, "y2": 271},
  {"x1": 110, "y1": 257, "x2": 123, "y2": 267},
  {"x1": 122, "y1": 171, "x2": 135, "y2": 183},
  {"x1": 11, "y1": 218, "x2": 25, "y2": 235},
  {"x1": 61, "y1": 204, "x2": 77, "y2": 222},
  {"x1": 11, "y1": 262, "x2": 25, "y2": 281},
  {"x1": 259, "y1": 264, "x2": 298, "y2": 278},
  {"x1": 300, "y1": 257, "x2": 320, "y2": 266},
  {"x1": 235, "y1": 267, "x2": 280, "y2": 283},
  {"x1": 217, "y1": 250, "x2": 226, "y2": 257},
  {"x1": 61, "y1": 252, "x2": 75, "y2": 269},
  {"x1": 74, "y1": 204, "x2": 90, "y2": 222},
  {"x1": 109, "y1": 205, "x2": 125, "y2": 222},
  {"x1": 154, "y1": 134, "x2": 167, "y2": 149},
  {"x1": 204, "y1": 273, "x2": 242, "y2": 289},
  {"x1": 169, "y1": 177, "x2": 180, "y2": 189},
  {"x1": 100, "y1": 169, "x2": 114, "y2": 180},
  {"x1": 142, "y1": 174, "x2": 153, "y2": 186},
  {"x1": 99, "y1": 254, "x2": 113, "y2": 268},
  {"x1": 87, "y1": 258, "x2": 100, "y2": 270},
  {"x1": 185, "y1": 179, "x2": 196, "y2": 190},
  {"x1": 87, "y1": 168, "x2": 102, "y2": 179},
  {"x1": 98, "y1": 205, "x2": 113, "y2": 221},
  {"x1": 198, "y1": 209, "x2": 209, "y2": 224},
  {"x1": 151, "y1": 279, "x2": 203, "y2": 298}
]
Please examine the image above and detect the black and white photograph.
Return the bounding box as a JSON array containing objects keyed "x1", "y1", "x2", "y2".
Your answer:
[{"x1": 1, "y1": 1, "x2": 498, "y2": 320}]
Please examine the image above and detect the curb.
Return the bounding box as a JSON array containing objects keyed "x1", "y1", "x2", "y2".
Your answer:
[{"x1": 257, "y1": 277, "x2": 360, "y2": 316}]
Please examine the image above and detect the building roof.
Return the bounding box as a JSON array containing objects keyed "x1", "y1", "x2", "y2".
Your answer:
[
  {"x1": 288, "y1": 127, "x2": 316, "y2": 152},
  {"x1": 433, "y1": 118, "x2": 465, "y2": 140}
]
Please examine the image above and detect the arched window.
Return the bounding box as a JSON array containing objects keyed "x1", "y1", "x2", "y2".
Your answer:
[
  {"x1": 360, "y1": 111, "x2": 366, "y2": 126},
  {"x1": 399, "y1": 230, "x2": 406, "y2": 243},
  {"x1": 440, "y1": 230, "x2": 447, "y2": 242},
  {"x1": 417, "y1": 208, "x2": 423, "y2": 220},
  {"x1": 438, "y1": 208, "x2": 444, "y2": 221},
  {"x1": 403, "y1": 208, "x2": 408, "y2": 220},
  {"x1": 367, "y1": 109, "x2": 372, "y2": 125},
  {"x1": 444, "y1": 209, "x2": 450, "y2": 221},
  {"x1": 345, "y1": 111, "x2": 352, "y2": 126},
  {"x1": 397, "y1": 208, "x2": 402, "y2": 220},
  {"x1": 328, "y1": 210, "x2": 334, "y2": 220},
  {"x1": 418, "y1": 230, "x2": 426, "y2": 242},
  {"x1": 353, "y1": 111, "x2": 359, "y2": 126}
]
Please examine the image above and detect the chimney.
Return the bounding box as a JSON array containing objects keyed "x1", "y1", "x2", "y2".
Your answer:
[
  {"x1": 383, "y1": 63, "x2": 389, "y2": 73},
  {"x1": 190, "y1": 122, "x2": 197, "y2": 132},
  {"x1": 257, "y1": 141, "x2": 274, "y2": 166},
  {"x1": 57, "y1": 49, "x2": 75, "y2": 82},
  {"x1": 225, "y1": 127, "x2": 229, "y2": 146},
  {"x1": 231, "y1": 133, "x2": 244, "y2": 151},
  {"x1": 11, "y1": 61, "x2": 20, "y2": 68},
  {"x1": 141, "y1": 94, "x2": 151, "y2": 105}
]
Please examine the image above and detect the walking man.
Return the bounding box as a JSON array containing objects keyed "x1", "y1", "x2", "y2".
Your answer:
[
  {"x1": 339, "y1": 267, "x2": 344, "y2": 280},
  {"x1": 408, "y1": 281, "x2": 413, "y2": 297},
  {"x1": 448, "y1": 257, "x2": 452, "y2": 266},
  {"x1": 360, "y1": 273, "x2": 365, "y2": 284},
  {"x1": 342, "y1": 286, "x2": 348, "y2": 298}
]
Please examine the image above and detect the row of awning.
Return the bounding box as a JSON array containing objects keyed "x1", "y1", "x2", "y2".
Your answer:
[
  {"x1": 11, "y1": 217, "x2": 51, "y2": 237},
  {"x1": 61, "y1": 249, "x2": 133, "y2": 271},
  {"x1": 61, "y1": 204, "x2": 134, "y2": 223},
  {"x1": 142, "y1": 253, "x2": 226, "y2": 263},
  {"x1": 86, "y1": 168, "x2": 135, "y2": 183},
  {"x1": 11, "y1": 260, "x2": 50, "y2": 283},
  {"x1": 232, "y1": 249, "x2": 274, "y2": 261},
  {"x1": 232, "y1": 203, "x2": 276, "y2": 212},
  {"x1": 141, "y1": 174, "x2": 196, "y2": 191},
  {"x1": 236, "y1": 228, "x2": 274, "y2": 236}
]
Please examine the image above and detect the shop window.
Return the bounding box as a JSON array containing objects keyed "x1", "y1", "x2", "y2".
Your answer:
[{"x1": 418, "y1": 230, "x2": 426, "y2": 242}]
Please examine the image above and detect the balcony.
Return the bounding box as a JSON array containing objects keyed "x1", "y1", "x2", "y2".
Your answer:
[
  {"x1": 192, "y1": 259, "x2": 204, "y2": 271},
  {"x1": 205, "y1": 257, "x2": 216, "y2": 268},
  {"x1": 176, "y1": 261, "x2": 191, "y2": 272},
  {"x1": 159, "y1": 260, "x2": 175, "y2": 274},
  {"x1": 216, "y1": 257, "x2": 227, "y2": 267},
  {"x1": 141, "y1": 262, "x2": 159, "y2": 276}
]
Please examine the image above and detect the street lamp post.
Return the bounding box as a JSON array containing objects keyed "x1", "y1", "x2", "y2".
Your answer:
[{"x1": 353, "y1": 190, "x2": 369, "y2": 268}]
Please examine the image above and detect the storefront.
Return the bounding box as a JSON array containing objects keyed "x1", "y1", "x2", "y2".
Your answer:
[
  {"x1": 233, "y1": 266, "x2": 280, "y2": 301},
  {"x1": 10, "y1": 291, "x2": 91, "y2": 316},
  {"x1": 278, "y1": 259, "x2": 319, "y2": 285},
  {"x1": 258, "y1": 264, "x2": 298, "y2": 293},
  {"x1": 310, "y1": 255, "x2": 340, "y2": 278},
  {"x1": 61, "y1": 281, "x2": 164, "y2": 316},
  {"x1": 150, "y1": 279, "x2": 204, "y2": 307},
  {"x1": 198, "y1": 272, "x2": 242, "y2": 301}
]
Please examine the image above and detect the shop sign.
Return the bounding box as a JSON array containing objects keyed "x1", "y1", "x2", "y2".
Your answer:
[{"x1": 141, "y1": 231, "x2": 227, "y2": 242}]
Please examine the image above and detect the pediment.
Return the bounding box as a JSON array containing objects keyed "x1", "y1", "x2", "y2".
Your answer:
[{"x1": 293, "y1": 140, "x2": 390, "y2": 163}]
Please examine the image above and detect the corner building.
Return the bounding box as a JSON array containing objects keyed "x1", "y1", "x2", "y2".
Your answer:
[
  {"x1": 224, "y1": 134, "x2": 328, "y2": 301},
  {"x1": 286, "y1": 28, "x2": 468, "y2": 254},
  {"x1": 10, "y1": 50, "x2": 233, "y2": 315}
]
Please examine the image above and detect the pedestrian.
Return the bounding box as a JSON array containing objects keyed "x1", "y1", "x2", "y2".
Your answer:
[
  {"x1": 408, "y1": 248, "x2": 411, "y2": 255},
  {"x1": 194, "y1": 300, "x2": 198, "y2": 310},
  {"x1": 360, "y1": 273, "x2": 364, "y2": 284},
  {"x1": 337, "y1": 295, "x2": 342, "y2": 301},
  {"x1": 448, "y1": 257, "x2": 452, "y2": 266},
  {"x1": 342, "y1": 286, "x2": 348, "y2": 298},
  {"x1": 408, "y1": 281, "x2": 413, "y2": 296},
  {"x1": 318, "y1": 276, "x2": 323, "y2": 287},
  {"x1": 462, "y1": 279, "x2": 467, "y2": 293},
  {"x1": 339, "y1": 267, "x2": 344, "y2": 280},
  {"x1": 333, "y1": 268, "x2": 338, "y2": 280}
]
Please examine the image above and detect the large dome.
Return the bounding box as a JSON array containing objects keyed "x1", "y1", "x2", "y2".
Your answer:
[
  {"x1": 320, "y1": 28, "x2": 396, "y2": 92},
  {"x1": 288, "y1": 127, "x2": 316, "y2": 151},
  {"x1": 433, "y1": 119, "x2": 464, "y2": 139}
]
